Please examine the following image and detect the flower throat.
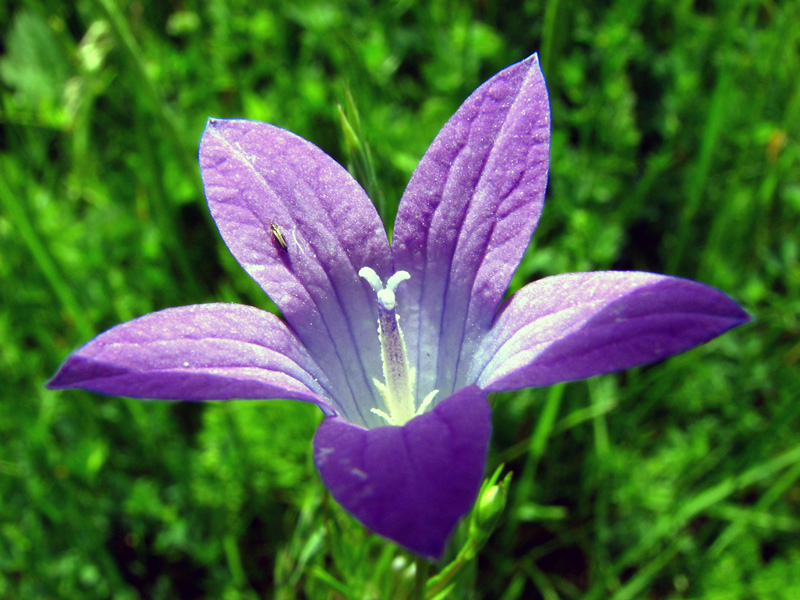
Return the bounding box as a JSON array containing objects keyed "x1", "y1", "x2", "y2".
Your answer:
[{"x1": 359, "y1": 267, "x2": 438, "y2": 426}]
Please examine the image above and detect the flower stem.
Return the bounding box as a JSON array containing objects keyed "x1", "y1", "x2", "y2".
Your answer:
[
  {"x1": 414, "y1": 556, "x2": 430, "y2": 600},
  {"x1": 425, "y1": 541, "x2": 477, "y2": 599}
]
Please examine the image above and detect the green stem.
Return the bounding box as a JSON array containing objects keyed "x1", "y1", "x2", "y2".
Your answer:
[
  {"x1": 502, "y1": 384, "x2": 564, "y2": 545},
  {"x1": 136, "y1": 118, "x2": 205, "y2": 298},
  {"x1": 667, "y1": 65, "x2": 732, "y2": 274},
  {"x1": 337, "y1": 86, "x2": 386, "y2": 223},
  {"x1": 425, "y1": 540, "x2": 477, "y2": 599},
  {"x1": 414, "y1": 557, "x2": 430, "y2": 600},
  {"x1": 91, "y1": 0, "x2": 207, "y2": 207},
  {"x1": 0, "y1": 161, "x2": 93, "y2": 340}
]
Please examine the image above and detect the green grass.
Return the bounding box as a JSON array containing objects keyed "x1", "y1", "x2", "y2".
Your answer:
[{"x1": 2, "y1": 0, "x2": 799, "y2": 598}]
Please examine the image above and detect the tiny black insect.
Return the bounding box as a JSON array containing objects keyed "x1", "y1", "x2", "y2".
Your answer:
[{"x1": 269, "y1": 222, "x2": 288, "y2": 251}]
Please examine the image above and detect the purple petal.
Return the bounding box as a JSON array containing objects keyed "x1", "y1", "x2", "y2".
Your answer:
[
  {"x1": 392, "y1": 54, "x2": 551, "y2": 403},
  {"x1": 47, "y1": 303, "x2": 337, "y2": 413},
  {"x1": 472, "y1": 272, "x2": 751, "y2": 391},
  {"x1": 199, "y1": 119, "x2": 393, "y2": 427},
  {"x1": 313, "y1": 385, "x2": 491, "y2": 559}
]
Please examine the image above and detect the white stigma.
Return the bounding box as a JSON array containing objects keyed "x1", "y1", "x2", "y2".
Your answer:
[{"x1": 358, "y1": 267, "x2": 438, "y2": 426}]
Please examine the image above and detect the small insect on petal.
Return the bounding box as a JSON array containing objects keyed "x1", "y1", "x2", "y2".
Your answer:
[{"x1": 269, "y1": 222, "x2": 288, "y2": 251}]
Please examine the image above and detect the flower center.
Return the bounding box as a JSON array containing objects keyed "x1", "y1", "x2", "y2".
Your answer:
[{"x1": 359, "y1": 267, "x2": 438, "y2": 426}]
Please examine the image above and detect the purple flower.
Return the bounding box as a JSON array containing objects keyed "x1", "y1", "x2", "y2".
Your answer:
[{"x1": 47, "y1": 55, "x2": 749, "y2": 559}]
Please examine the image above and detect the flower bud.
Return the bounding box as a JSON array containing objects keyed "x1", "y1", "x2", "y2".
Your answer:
[{"x1": 469, "y1": 475, "x2": 510, "y2": 542}]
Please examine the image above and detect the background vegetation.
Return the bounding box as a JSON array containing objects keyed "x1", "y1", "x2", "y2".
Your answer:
[{"x1": 2, "y1": 0, "x2": 798, "y2": 598}]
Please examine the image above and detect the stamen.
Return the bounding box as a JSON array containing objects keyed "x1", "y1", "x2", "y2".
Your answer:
[
  {"x1": 370, "y1": 407, "x2": 393, "y2": 423},
  {"x1": 417, "y1": 389, "x2": 439, "y2": 415},
  {"x1": 359, "y1": 267, "x2": 438, "y2": 426}
]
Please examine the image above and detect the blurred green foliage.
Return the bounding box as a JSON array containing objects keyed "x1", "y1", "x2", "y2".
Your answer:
[{"x1": 2, "y1": 0, "x2": 799, "y2": 598}]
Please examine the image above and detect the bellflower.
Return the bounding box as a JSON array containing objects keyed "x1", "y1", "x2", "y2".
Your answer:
[{"x1": 47, "y1": 55, "x2": 749, "y2": 559}]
